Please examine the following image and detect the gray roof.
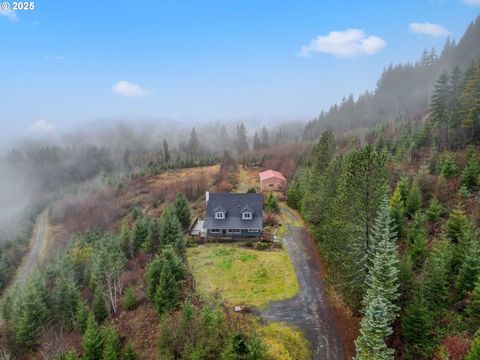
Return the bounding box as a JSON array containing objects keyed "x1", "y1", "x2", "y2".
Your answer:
[{"x1": 203, "y1": 193, "x2": 263, "y2": 230}]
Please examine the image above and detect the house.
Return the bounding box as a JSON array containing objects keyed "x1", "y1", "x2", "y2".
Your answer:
[
  {"x1": 203, "y1": 192, "x2": 263, "y2": 239},
  {"x1": 259, "y1": 169, "x2": 287, "y2": 192}
]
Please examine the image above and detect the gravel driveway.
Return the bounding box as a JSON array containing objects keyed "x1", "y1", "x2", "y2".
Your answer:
[{"x1": 260, "y1": 208, "x2": 346, "y2": 360}]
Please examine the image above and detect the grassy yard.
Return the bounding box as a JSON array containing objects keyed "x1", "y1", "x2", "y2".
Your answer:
[
  {"x1": 187, "y1": 243, "x2": 299, "y2": 308},
  {"x1": 259, "y1": 322, "x2": 311, "y2": 360}
]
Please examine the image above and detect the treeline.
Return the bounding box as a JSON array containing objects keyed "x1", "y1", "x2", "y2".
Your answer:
[
  {"x1": 0, "y1": 194, "x2": 268, "y2": 359},
  {"x1": 288, "y1": 130, "x2": 480, "y2": 359},
  {"x1": 303, "y1": 16, "x2": 480, "y2": 140}
]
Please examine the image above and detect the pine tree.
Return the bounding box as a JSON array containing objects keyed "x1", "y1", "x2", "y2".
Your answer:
[
  {"x1": 123, "y1": 342, "x2": 138, "y2": 360},
  {"x1": 146, "y1": 218, "x2": 161, "y2": 253},
  {"x1": 457, "y1": 239, "x2": 480, "y2": 299},
  {"x1": 265, "y1": 192, "x2": 280, "y2": 213},
  {"x1": 83, "y1": 313, "x2": 103, "y2": 360},
  {"x1": 424, "y1": 240, "x2": 453, "y2": 312},
  {"x1": 363, "y1": 198, "x2": 400, "y2": 324},
  {"x1": 102, "y1": 325, "x2": 120, "y2": 360},
  {"x1": 75, "y1": 300, "x2": 89, "y2": 333},
  {"x1": 235, "y1": 123, "x2": 249, "y2": 153},
  {"x1": 287, "y1": 177, "x2": 303, "y2": 210},
  {"x1": 261, "y1": 126, "x2": 270, "y2": 148},
  {"x1": 253, "y1": 132, "x2": 262, "y2": 150},
  {"x1": 174, "y1": 193, "x2": 191, "y2": 231},
  {"x1": 56, "y1": 273, "x2": 81, "y2": 331},
  {"x1": 461, "y1": 155, "x2": 480, "y2": 189},
  {"x1": 119, "y1": 219, "x2": 133, "y2": 258},
  {"x1": 407, "y1": 213, "x2": 428, "y2": 269},
  {"x1": 132, "y1": 217, "x2": 149, "y2": 253},
  {"x1": 354, "y1": 296, "x2": 394, "y2": 360},
  {"x1": 188, "y1": 127, "x2": 200, "y2": 162}
]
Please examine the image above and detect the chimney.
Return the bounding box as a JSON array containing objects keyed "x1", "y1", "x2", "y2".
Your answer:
[{"x1": 206, "y1": 191, "x2": 209, "y2": 204}]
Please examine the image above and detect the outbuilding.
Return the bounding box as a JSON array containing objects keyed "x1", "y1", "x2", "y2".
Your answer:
[{"x1": 259, "y1": 169, "x2": 287, "y2": 192}]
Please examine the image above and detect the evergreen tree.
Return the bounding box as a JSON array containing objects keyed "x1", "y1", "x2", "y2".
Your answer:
[
  {"x1": 55, "y1": 273, "x2": 81, "y2": 331},
  {"x1": 153, "y1": 259, "x2": 180, "y2": 315},
  {"x1": 102, "y1": 325, "x2": 120, "y2": 360},
  {"x1": 286, "y1": 177, "x2": 303, "y2": 210},
  {"x1": 188, "y1": 127, "x2": 200, "y2": 162},
  {"x1": 426, "y1": 197, "x2": 442, "y2": 224},
  {"x1": 235, "y1": 123, "x2": 249, "y2": 153},
  {"x1": 402, "y1": 291, "x2": 432, "y2": 346},
  {"x1": 261, "y1": 126, "x2": 270, "y2": 148},
  {"x1": 75, "y1": 300, "x2": 89, "y2": 333},
  {"x1": 430, "y1": 70, "x2": 451, "y2": 150},
  {"x1": 132, "y1": 217, "x2": 149, "y2": 253},
  {"x1": 405, "y1": 181, "x2": 422, "y2": 216},
  {"x1": 83, "y1": 313, "x2": 103, "y2": 360},
  {"x1": 174, "y1": 193, "x2": 191, "y2": 231},
  {"x1": 160, "y1": 204, "x2": 183, "y2": 247},
  {"x1": 363, "y1": 198, "x2": 400, "y2": 324},
  {"x1": 445, "y1": 207, "x2": 469, "y2": 243},
  {"x1": 119, "y1": 219, "x2": 133, "y2": 258},
  {"x1": 461, "y1": 155, "x2": 480, "y2": 189},
  {"x1": 424, "y1": 240, "x2": 453, "y2": 312},
  {"x1": 122, "y1": 286, "x2": 137, "y2": 311},
  {"x1": 253, "y1": 132, "x2": 262, "y2": 150},
  {"x1": 466, "y1": 333, "x2": 480, "y2": 360},
  {"x1": 163, "y1": 139, "x2": 170, "y2": 163},
  {"x1": 457, "y1": 239, "x2": 480, "y2": 299},
  {"x1": 146, "y1": 218, "x2": 161, "y2": 253},
  {"x1": 354, "y1": 296, "x2": 394, "y2": 360},
  {"x1": 397, "y1": 177, "x2": 410, "y2": 204},
  {"x1": 465, "y1": 279, "x2": 480, "y2": 330},
  {"x1": 123, "y1": 342, "x2": 138, "y2": 360},
  {"x1": 11, "y1": 277, "x2": 51, "y2": 348},
  {"x1": 389, "y1": 186, "x2": 405, "y2": 239},
  {"x1": 265, "y1": 192, "x2": 280, "y2": 213},
  {"x1": 407, "y1": 213, "x2": 428, "y2": 269},
  {"x1": 93, "y1": 286, "x2": 108, "y2": 321}
]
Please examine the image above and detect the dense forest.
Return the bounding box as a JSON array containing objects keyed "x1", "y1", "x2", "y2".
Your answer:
[
  {"x1": 287, "y1": 16, "x2": 480, "y2": 360},
  {"x1": 303, "y1": 17, "x2": 480, "y2": 140}
]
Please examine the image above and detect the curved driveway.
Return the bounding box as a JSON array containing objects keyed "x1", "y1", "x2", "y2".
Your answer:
[{"x1": 260, "y1": 207, "x2": 346, "y2": 360}]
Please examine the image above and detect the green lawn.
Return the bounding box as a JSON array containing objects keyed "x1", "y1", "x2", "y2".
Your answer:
[{"x1": 187, "y1": 243, "x2": 299, "y2": 308}]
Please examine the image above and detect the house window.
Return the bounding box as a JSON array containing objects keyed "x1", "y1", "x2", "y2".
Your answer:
[
  {"x1": 215, "y1": 212, "x2": 225, "y2": 219},
  {"x1": 210, "y1": 229, "x2": 220, "y2": 234},
  {"x1": 269, "y1": 183, "x2": 275, "y2": 188},
  {"x1": 248, "y1": 229, "x2": 259, "y2": 233},
  {"x1": 227, "y1": 229, "x2": 241, "y2": 234},
  {"x1": 242, "y1": 212, "x2": 252, "y2": 220}
]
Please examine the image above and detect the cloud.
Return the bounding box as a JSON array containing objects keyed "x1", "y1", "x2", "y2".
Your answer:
[
  {"x1": 112, "y1": 80, "x2": 149, "y2": 97},
  {"x1": 0, "y1": 8, "x2": 18, "y2": 23},
  {"x1": 460, "y1": 0, "x2": 480, "y2": 6},
  {"x1": 32, "y1": 21, "x2": 40, "y2": 27},
  {"x1": 30, "y1": 119, "x2": 55, "y2": 133},
  {"x1": 409, "y1": 22, "x2": 450, "y2": 37},
  {"x1": 298, "y1": 29, "x2": 386, "y2": 58}
]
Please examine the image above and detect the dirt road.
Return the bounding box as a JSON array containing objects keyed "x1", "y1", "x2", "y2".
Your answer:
[
  {"x1": 260, "y1": 207, "x2": 346, "y2": 360},
  {"x1": 15, "y1": 209, "x2": 48, "y2": 286}
]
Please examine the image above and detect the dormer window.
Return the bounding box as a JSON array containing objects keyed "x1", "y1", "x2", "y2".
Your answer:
[
  {"x1": 215, "y1": 211, "x2": 225, "y2": 219},
  {"x1": 242, "y1": 212, "x2": 252, "y2": 220}
]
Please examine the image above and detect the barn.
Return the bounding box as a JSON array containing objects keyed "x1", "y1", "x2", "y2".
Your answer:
[{"x1": 259, "y1": 169, "x2": 287, "y2": 192}]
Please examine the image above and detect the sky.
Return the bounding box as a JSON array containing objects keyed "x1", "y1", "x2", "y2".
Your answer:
[{"x1": 0, "y1": 0, "x2": 479, "y2": 141}]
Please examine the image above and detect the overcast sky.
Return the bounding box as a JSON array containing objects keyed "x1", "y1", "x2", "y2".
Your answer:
[{"x1": 0, "y1": 0, "x2": 479, "y2": 140}]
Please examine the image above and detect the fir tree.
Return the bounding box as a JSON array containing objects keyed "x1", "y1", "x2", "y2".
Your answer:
[
  {"x1": 405, "y1": 181, "x2": 422, "y2": 217},
  {"x1": 389, "y1": 186, "x2": 405, "y2": 240},
  {"x1": 424, "y1": 240, "x2": 453, "y2": 312},
  {"x1": 402, "y1": 290, "x2": 432, "y2": 346},
  {"x1": 153, "y1": 259, "x2": 180, "y2": 315},
  {"x1": 445, "y1": 207, "x2": 469, "y2": 243},
  {"x1": 75, "y1": 300, "x2": 89, "y2": 333},
  {"x1": 83, "y1": 313, "x2": 103, "y2": 360},
  {"x1": 430, "y1": 70, "x2": 451, "y2": 150},
  {"x1": 174, "y1": 193, "x2": 191, "y2": 231},
  {"x1": 163, "y1": 139, "x2": 170, "y2": 163},
  {"x1": 363, "y1": 198, "x2": 400, "y2": 324},
  {"x1": 426, "y1": 197, "x2": 442, "y2": 224},
  {"x1": 235, "y1": 123, "x2": 249, "y2": 153},
  {"x1": 132, "y1": 217, "x2": 149, "y2": 253},
  {"x1": 160, "y1": 204, "x2": 183, "y2": 247},
  {"x1": 465, "y1": 278, "x2": 480, "y2": 330},
  {"x1": 122, "y1": 286, "x2": 137, "y2": 311},
  {"x1": 265, "y1": 192, "x2": 280, "y2": 213},
  {"x1": 457, "y1": 239, "x2": 480, "y2": 299},
  {"x1": 119, "y1": 219, "x2": 133, "y2": 258},
  {"x1": 354, "y1": 296, "x2": 394, "y2": 360},
  {"x1": 93, "y1": 286, "x2": 108, "y2": 321},
  {"x1": 102, "y1": 325, "x2": 120, "y2": 360}
]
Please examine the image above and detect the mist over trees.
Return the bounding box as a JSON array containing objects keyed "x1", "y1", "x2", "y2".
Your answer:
[{"x1": 304, "y1": 17, "x2": 480, "y2": 140}]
